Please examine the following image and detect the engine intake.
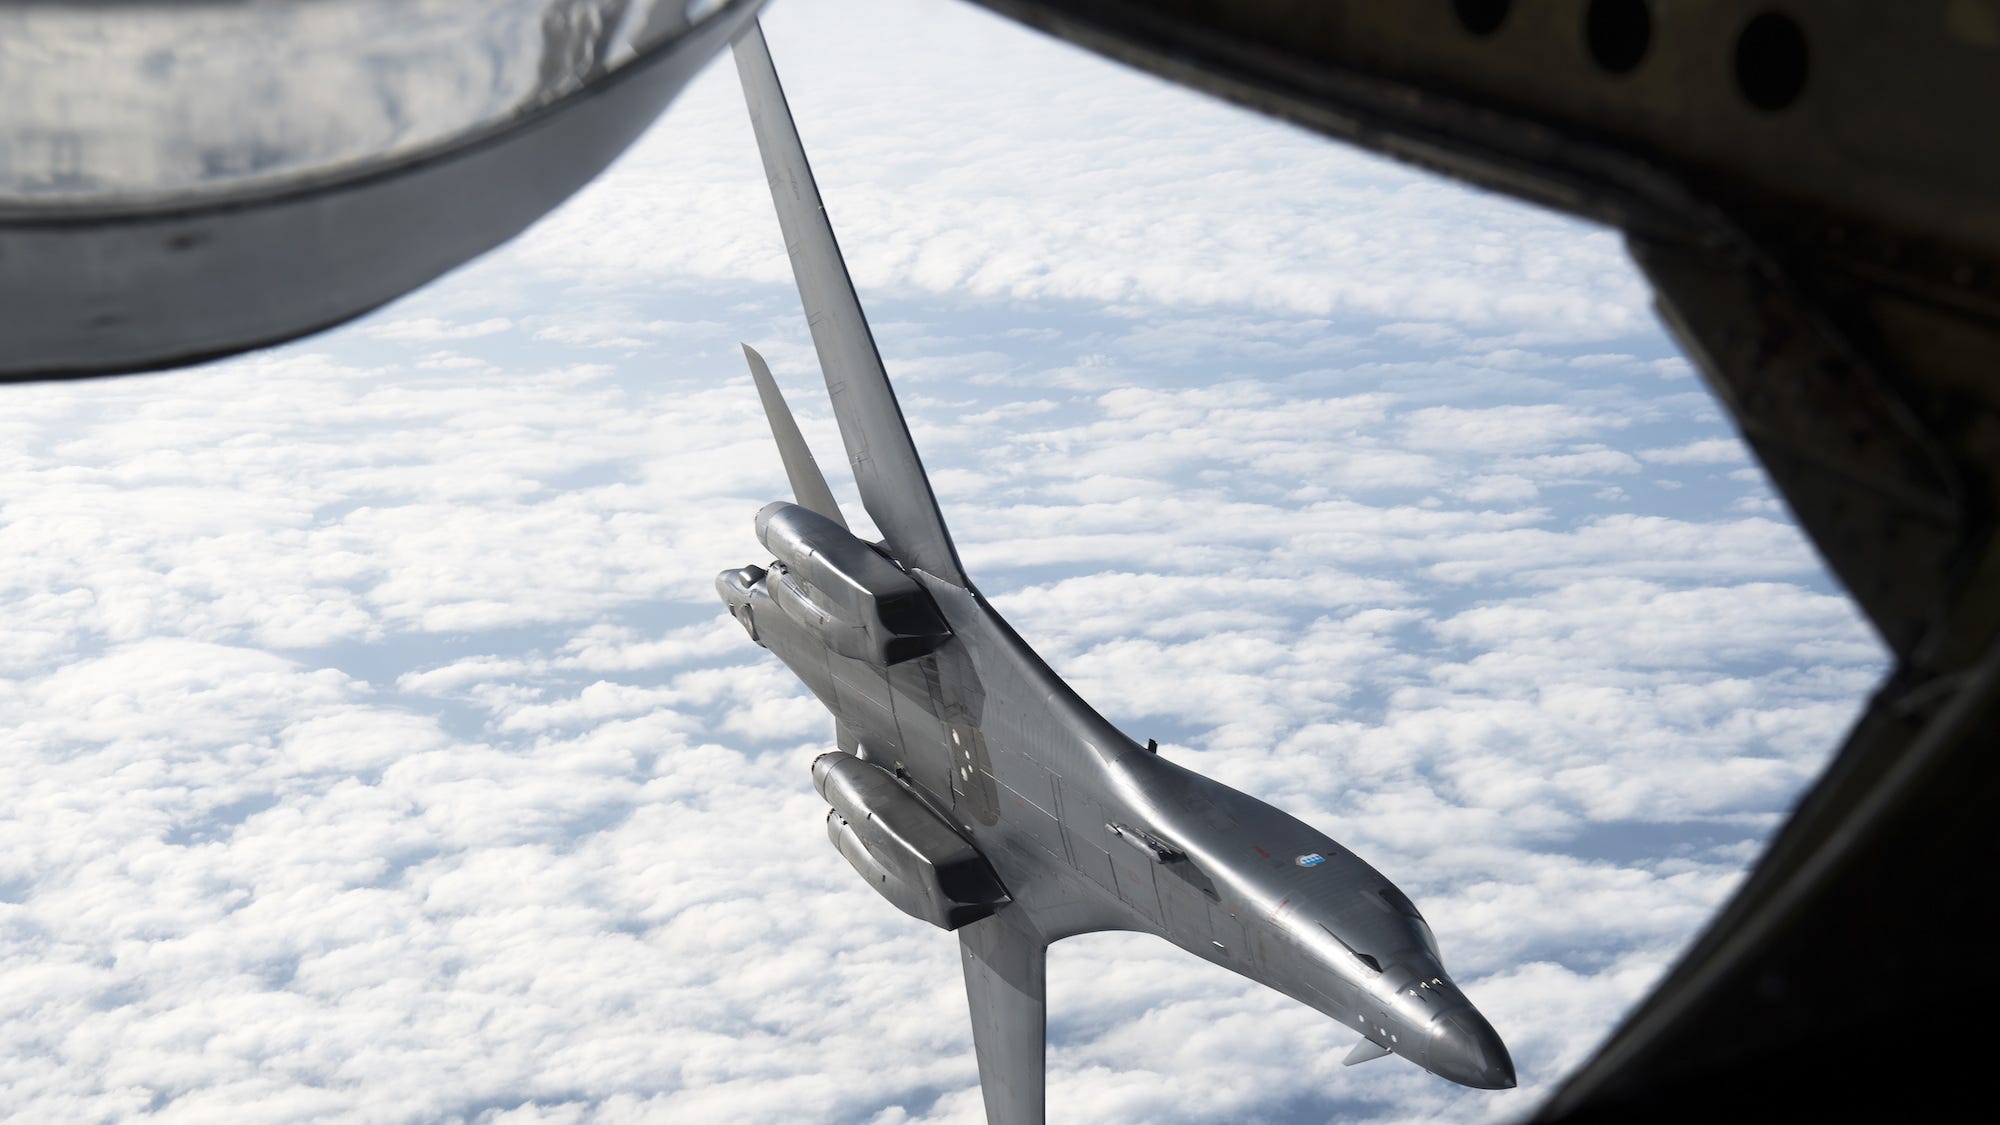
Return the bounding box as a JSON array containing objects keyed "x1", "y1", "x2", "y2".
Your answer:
[
  {"x1": 814, "y1": 751, "x2": 1008, "y2": 930},
  {"x1": 756, "y1": 502, "x2": 950, "y2": 665}
]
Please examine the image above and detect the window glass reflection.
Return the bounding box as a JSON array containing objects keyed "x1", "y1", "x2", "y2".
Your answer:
[{"x1": 1, "y1": 0, "x2": 699, "y2": 201}]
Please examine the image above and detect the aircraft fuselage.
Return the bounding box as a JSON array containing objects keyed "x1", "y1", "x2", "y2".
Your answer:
[
  {"x1": 716, "y1": 513, "x2": 1513, "y2": 1090},
  {"x1": 722, "y1": 21, "x2": 1511, "y2": 1109}
]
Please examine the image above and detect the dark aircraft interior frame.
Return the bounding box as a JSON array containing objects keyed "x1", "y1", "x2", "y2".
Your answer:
[{"x1": 960, "y1": 0, "x2": 1999, "y2": 1118}]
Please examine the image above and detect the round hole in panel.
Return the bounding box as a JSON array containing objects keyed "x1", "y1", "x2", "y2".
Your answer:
[
  {"x1": 1585, "y1": 0, "x2": 1652, "y2": 74},
  {"x1": 1452, "y1": 0, "x2": 1511, "y2": 37},
  {"x1": 1736, "y1": 10, "x2": 1810, "y2": 111}
]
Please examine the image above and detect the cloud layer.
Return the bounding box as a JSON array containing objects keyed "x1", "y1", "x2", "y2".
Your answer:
[{"x1": 0, "y1": 2, "x2": 1884, "y2": 1123}]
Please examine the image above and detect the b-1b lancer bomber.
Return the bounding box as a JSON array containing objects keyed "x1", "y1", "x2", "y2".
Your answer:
[{"x1": 716, "y1": 23, "x2": 1515, "y2": 1122}]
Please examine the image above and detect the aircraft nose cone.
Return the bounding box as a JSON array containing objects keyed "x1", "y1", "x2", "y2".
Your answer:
[{"x1": 1427, "y1": 1008, "x2": 1515, "y2": 1089}]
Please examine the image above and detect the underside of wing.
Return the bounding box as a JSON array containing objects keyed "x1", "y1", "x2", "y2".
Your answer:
[
  {"x1": 731, "y1": 21, "x2": 971, "y2": 588},
  {"x1": 958, "y1": 908, "x2": 1048, "y2": 1124}
]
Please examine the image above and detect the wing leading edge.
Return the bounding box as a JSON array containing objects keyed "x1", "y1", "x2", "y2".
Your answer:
[
  {"x1": 731, "y1": 22, "x2": 970, "y2": 588},
  {"x1": 958, "y1": 908, "x2": 1049, "y2": 1125}
]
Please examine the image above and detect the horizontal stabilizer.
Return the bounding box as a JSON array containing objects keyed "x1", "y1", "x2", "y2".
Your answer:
[
  {"x1": 1344, "y1": 1037, "x2": 1393, "y2": 1066},
  {"x1": 743, "y1": 343, "x2": 847, "y2": 529}
]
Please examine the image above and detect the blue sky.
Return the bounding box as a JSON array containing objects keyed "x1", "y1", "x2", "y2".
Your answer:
[{"x1": 0, "y1": 2, "x2": 1886, "y2": 1122}]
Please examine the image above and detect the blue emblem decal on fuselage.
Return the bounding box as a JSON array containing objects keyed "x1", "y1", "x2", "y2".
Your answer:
[{"x1": 1295, "y1": 853, "x2": 1325, "y2": 867}]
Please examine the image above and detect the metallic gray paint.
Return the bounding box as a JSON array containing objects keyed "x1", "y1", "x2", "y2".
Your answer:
[
  {"x1": 742, "y1": 344, "x2": 849, "y2": 531},
  {"x1": 815, "y1": 750, "x2": 1009, "y2": 931},
  {"x1": 732, "y1": 16, "x2": 968, "y2": 589},
  {"x1": 726, "y1": 21, "x2": 1513, "y2": 1121}
]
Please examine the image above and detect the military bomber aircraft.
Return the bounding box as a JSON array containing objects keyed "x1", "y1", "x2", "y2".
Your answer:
[{"x1": 714, "y1": 23, "x2": 1515, "y2": 1123}]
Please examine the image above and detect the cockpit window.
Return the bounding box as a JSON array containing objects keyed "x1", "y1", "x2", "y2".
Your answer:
[
  {"x1": 1318, "y1": 924, "x2": 1382, "y2": 973},
  {"x1": 1413, "y1": 917, "x2": 1442, "y2": 962},
  {"x1": 1373, "y1": 888, "x2": 1442, "y2": 961},
  {"x1": 1376, "y1": 887, "x2": 1422, "y2": 919}
]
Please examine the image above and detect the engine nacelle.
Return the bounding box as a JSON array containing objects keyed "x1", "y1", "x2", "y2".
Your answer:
[
  {"x1": 716, "y1": 565, "x2": 767, "y2": 644},
  {"x1": 814, "y1": 751, "x2": 1008, "y2": 931},
  {"x1": 755, "y1": 502, "x2": 949, "y2": 665}
]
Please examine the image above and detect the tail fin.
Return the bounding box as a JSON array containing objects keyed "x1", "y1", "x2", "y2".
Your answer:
[
  {"x1": 742, "y1": 343, "x2": 848, "y2": 529},
  {"x1": 732, "y1": 22, "x2": 971, "y2": 588}
]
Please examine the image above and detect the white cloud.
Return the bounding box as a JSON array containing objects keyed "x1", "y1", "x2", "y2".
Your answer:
[
  {"x1": 364, "y1": 317, "x2": 515, "y2": 342},
  {"x1": 1638, "y1": 438, "x2": 1746, "y2": 465},
  {"x1": 1496, "y1": 446, "x2": 1642, "y2": 479},
  {"x1": 1402, "y1": 405, "x2": 1628, "y2": 456},
  {"x1": 0, "y1": 1, "x2": 1889, "y2": 1122},
  {"x1": 1457, "y1": 475, "x2": 1541, "y2": 504}
]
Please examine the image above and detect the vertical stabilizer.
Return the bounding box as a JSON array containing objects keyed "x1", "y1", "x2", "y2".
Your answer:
[
  {"x1": 732, "y1": 22, "x2": 971, "y2": 588},
  {"x1": 741, "y1": 343, "x2": 848, "y2": 529}
]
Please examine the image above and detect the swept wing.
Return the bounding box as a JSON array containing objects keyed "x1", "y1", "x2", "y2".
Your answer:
[{"x1": 732, "y1": 24, "x2": 969, "y2": 587}]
